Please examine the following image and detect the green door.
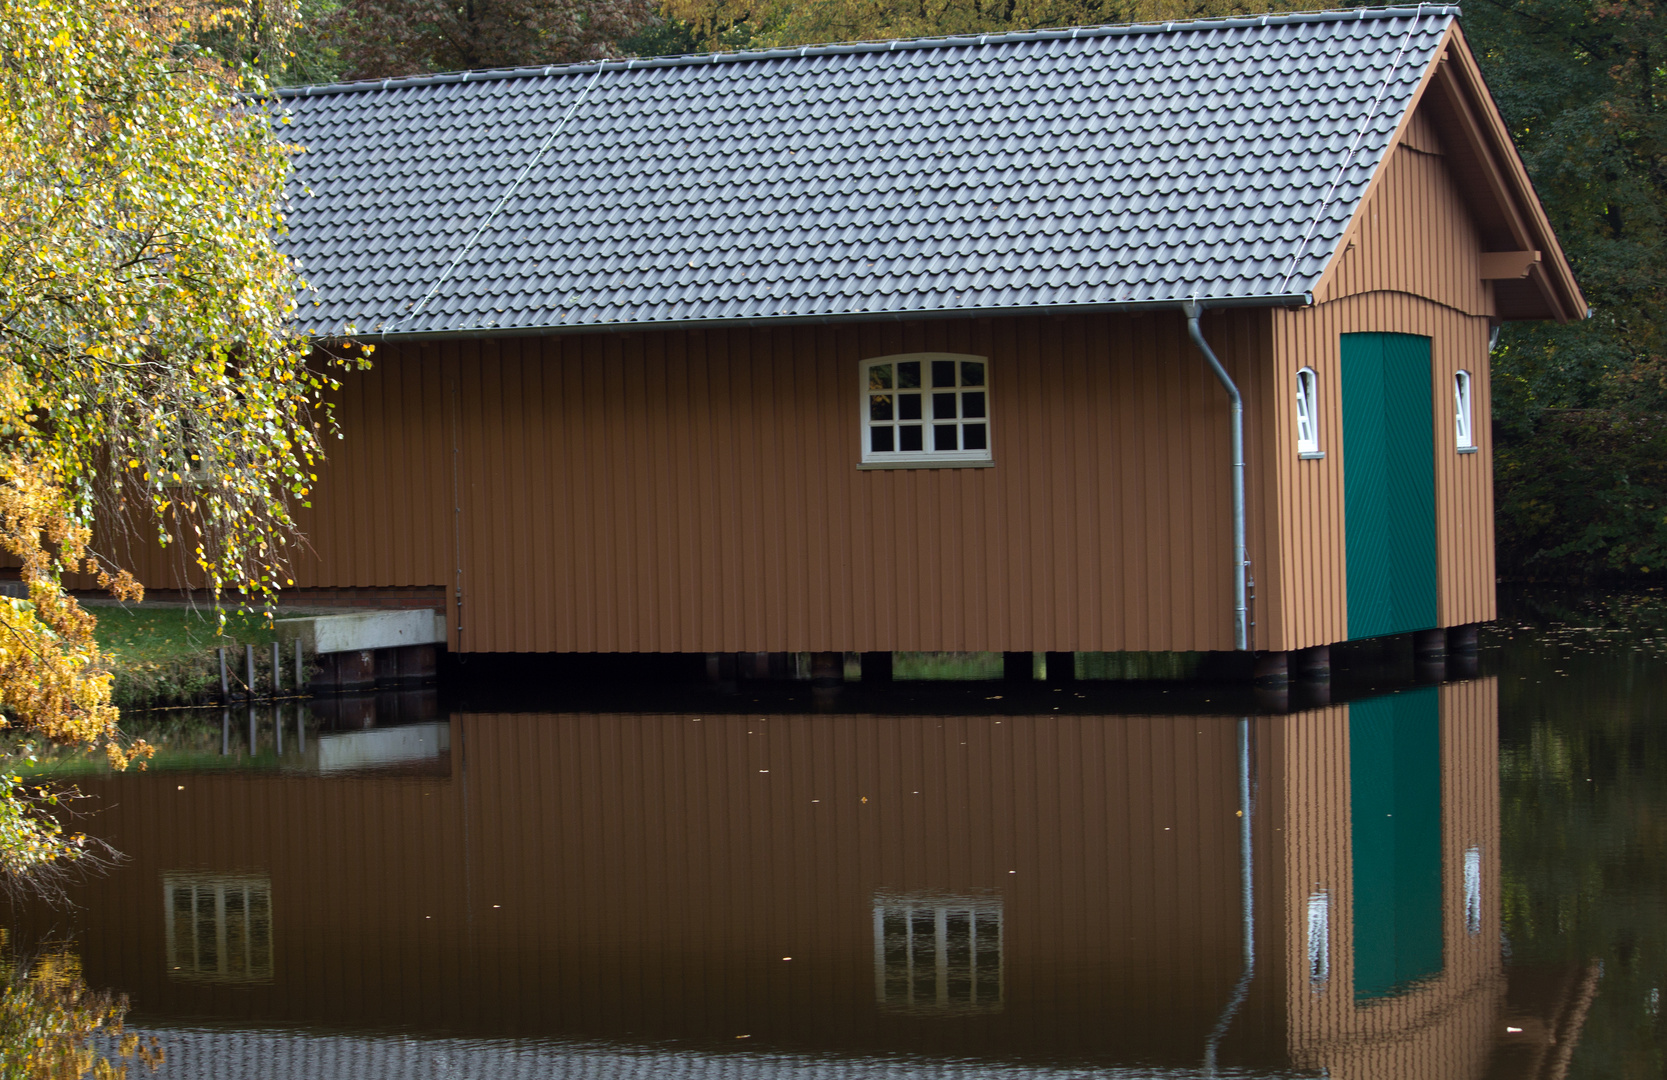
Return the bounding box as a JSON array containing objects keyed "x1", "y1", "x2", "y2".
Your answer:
[
  {"x1": 1341, "y1": 333, "x2": 1437, "y2": 639},
  {"x1": 1349, "y1": 687, "x2": 1444, "y2": 1000}
]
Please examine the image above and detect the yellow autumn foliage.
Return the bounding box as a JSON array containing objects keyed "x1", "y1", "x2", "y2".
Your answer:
[{"x1": 0, "y1": 0, "x2": 363, "y2": 891}]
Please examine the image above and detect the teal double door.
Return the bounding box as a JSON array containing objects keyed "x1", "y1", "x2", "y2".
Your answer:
[{"x1": 1341, "y1": 333, "x2": 1438, "y2": 640}]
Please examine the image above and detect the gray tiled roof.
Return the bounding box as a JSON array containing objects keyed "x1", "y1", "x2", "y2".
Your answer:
[
  {"x1": 276, "y1": 6, "x2": 1458, "y2": 339},
  {"x1": 135, "y1": 1026, "x2": 1303, "y2": 1079}
]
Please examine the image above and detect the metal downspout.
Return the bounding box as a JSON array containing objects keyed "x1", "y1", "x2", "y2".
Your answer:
[
  {"x1": 1203, "y1": 717, "x2": 1257, "y2": 1075},
  {"x1": 1182, "y1": 301, "x2": 1248, "y2": 651}
]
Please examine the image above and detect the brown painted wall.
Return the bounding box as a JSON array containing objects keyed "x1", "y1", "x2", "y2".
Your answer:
[
  {"x1": 1276, "y1": 679, "x2": 1503, "y2": 1080},
  {"x1": 37, "y1": 712, "x2": 1255, "y2": 1059},
  {"x1": 121, "y1": 312, "x2": 1277, "y2": 654},
  {"x1": 1262, "y1": 100, "x2": 1500, "y2": 650},
  {"x1": 14, "y1": 682, "x2": 1503, "y2": 1074}
]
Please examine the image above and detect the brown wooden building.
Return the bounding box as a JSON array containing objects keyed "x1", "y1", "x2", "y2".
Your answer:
[
  {"x1": 12, "y1": 681, "x2": 1516, "y2": 1076},
  {"x1": 121, "y1": 9, "x2": 1584, "y2": 660}
]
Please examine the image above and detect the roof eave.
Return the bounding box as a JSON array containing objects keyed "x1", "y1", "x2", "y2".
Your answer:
[{"x1": 310, "y1": 293, "x2": 1316, "y2": 345}]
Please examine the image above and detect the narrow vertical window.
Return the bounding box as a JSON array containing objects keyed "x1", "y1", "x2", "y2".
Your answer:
[
  {"x1": 1307, "y1": 889, "x2": 1331, "y2": 987},
  {"x1": 1464, "y1": 845, "x2": 1482, "y2": 936},
  {"x1": 1454, "y1": 370, "x2": 1475, "y2": 450},
  {"x1": 861, "y1": 354, "x2": 992, "y2": 467},
  {"x1": 1295, "y1": 367, "x2": 1321, "y2": 456}
]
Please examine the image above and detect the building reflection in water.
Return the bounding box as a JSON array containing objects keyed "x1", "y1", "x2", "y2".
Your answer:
[{"x1": 10, "y1": 677, "x2": 1581, "y2": 1078}]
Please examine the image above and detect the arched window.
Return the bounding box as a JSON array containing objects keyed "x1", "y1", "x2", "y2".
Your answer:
[
  {"x1": 1454, "y1": 370, "x2": 1475, "y2": 451},
  {"x1": 1295, "y1": 367, "x2": 1321, "y2": 456}
]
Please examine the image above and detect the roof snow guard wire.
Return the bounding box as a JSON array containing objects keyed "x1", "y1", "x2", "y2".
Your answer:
[
  {"x1": 1275, "y1": 7, "x2": 1433, "y2": 294},
  {"x1": 383, "y1": 60, "x2": 608, "y2": 338}
]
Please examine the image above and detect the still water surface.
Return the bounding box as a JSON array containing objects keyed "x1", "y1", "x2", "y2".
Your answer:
[{"x1": 8, "y1": 589, "x2": 1666, "y2": 1079}]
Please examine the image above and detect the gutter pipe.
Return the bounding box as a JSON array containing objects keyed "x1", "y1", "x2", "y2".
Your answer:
[{"x1": 1182, "y1": 300, "x2": 1248, "y2": 652}]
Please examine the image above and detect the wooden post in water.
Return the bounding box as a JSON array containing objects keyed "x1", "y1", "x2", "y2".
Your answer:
[
  {"x1": 272, "y1": 641, "x2": 282, "y2": 698},
  {"x1": 218, "y1": 647, "x2": 229, "y2": 702},
  {"x1": 248, "y1": 703, "x2": 257, "y2": 756},
  {"x1": 245, "y1": 644, "x2": 256, "y2": 700},
  {"x1": 275, "y1": 703, "x2": 284, "y2": 756},
  {"x1": 294, "y1": 640, "x2": 303, "y2": 695}
]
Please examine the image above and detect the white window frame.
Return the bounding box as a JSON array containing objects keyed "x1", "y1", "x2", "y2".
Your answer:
[
  {"x1": 1295, "y1": 367, "x2": 1323, "y2": 458},
  {"x1": 1306, "y1": 889, "x2": 1331, "y2": 988},
  {"x1": 1464, "y1": 844, "x2": 1483, "y2": 935},
  {"x1": 873, "y1": 893, "x2": 1003, "y2": 1014},
  {"x1": 163, "y1": 871, "x2": 274, "y2": 984},
  {"x1": 1454, "y1": 370, "x2": 1476, "y2": 452},
  {"x1": 859, "y1": 353, "x2": 993, "y2": 468}
]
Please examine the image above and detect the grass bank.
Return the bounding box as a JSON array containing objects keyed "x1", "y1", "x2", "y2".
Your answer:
[{"x1": 88, "y1": 605, "x2": 280, "y2": 711}]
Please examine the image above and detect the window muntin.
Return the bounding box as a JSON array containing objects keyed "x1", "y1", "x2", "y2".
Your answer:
[
  {"x1": 163, "y1": 872, "x2": 273, "y2": 984},
  {"x1": 1454, "y1": 370, "x2": 1474, "y2": 450},
  {"x1": 862, "y1": 354, "x2": 991, "y2": 466},
  {"x1": 874, "y1": 893, "x2": 1003, "y2": 1014},
  {"x1": 1296, "y1": 367, "x2": 1320, "y2": 455}
]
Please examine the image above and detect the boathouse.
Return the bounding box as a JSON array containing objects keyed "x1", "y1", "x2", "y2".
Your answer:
[{"x1": 148, "y1": 7, "x2": 1586, "y2": 665}]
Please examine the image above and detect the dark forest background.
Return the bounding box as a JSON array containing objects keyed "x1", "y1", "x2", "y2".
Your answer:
[{"x1": 216, "y1": 0, "x2": 1666, "y2": 583}]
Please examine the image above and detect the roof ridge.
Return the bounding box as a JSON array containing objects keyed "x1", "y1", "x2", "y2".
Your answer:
[{"x1": 274, "y1": 4, "x2": 1458, "y2": 98}]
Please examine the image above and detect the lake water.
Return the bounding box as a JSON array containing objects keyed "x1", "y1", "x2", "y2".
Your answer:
[{"x1": 7, "y1": 589, "x2": 1665, "y2": 1079}]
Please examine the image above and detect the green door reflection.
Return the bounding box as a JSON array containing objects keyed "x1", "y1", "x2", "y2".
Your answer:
[{"x1": 1350, "y1": 687, "x2": 1443, "y2": 999}]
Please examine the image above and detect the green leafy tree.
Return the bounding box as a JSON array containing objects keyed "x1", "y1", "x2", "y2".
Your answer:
[
  {"x1": 0, "y1": 0, "x2": 362, "y2": 891},
  {"x1": 329, "y1": 0, "x2": 655, "y2": 79},
  {"x1": 652, "y1": 0, "x2": 1327, "y2": 51},
  {"x1": 1464, "y1": 0, "x2": 1667, "y2": 423}
]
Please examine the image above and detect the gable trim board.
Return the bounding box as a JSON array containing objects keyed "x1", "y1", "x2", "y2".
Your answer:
[{"x1": 71, "y1": 9, "x2": 1581, "y2": 658}]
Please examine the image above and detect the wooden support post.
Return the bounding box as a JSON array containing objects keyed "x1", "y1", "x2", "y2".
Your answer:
[
  {"x1": 1252, "y1": 651, "x2": 1289, "y2": 687},
  {"x1": 1291, "y1": 645, "x2": 1331, "y2": 679},
  {"x1": 1413, "y1": 628, "x2": 1447, "y2": 658},
  {"x1": 218, "y1": 647, "x2": 229, "y2": 702},
  {"x1": 810, "y1": 651, "x2": 842, "y2": 688},
  {"x1": 245, "y1": 644, "x2": 256, "y2": 700},
  {"x1": 248, "y1": 703, "x2": 257, "y2": 756},
  {"x1": 272, "y1": 641, "x2": 282, "y2": 697}
]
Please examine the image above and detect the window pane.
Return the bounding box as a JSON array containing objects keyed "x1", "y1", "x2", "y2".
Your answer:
[
  {"x1": 962, "y1": 391, "x2": 985, "y2": 418},
  {"x1": 963, "y1": 423, "x2": 987, "y2": 450},
  {"x1": 871, "y1": 427, "x2": 894, "y2": 452},
  {"x1": 869, "y1": 364, "x2": 892, "y2": 391},
  {"x1": 870, "y1": 395, "x2": 893, "y2": 421},
  {"x1": 961, "y1": 361, "x2": 985, "y2": 387},
  {"x1": 932, "y1": 359, "x2": 956, "y2": 388},
  {"x1": 898, "y1": 361, "x2": 921, "y2": 388},
  {"x1": 932, "y1": 392, "x2": 957, "y2": 419},
  {"x1": 934, "y1": 424, "x2": 958, "y2": 451},
  {"x1": 898, "y1": 393, "x2": 922, "y2": 421},
  {"x1": 899, "y1": 425, "x2": 923, "y2": 451}
]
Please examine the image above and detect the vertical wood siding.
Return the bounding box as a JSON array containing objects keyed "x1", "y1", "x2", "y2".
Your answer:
[
  {"x1": 1277, "y1": 678, "x2": 1502, "y2": 1079},
  {"x1": 179, "y1": 311, "x2": 1271, "y2": 654},
  {"x1": 1265, "y1": 115, "x2": 1500, "y2": 650},
  {"x1": 35, "y1": 711, "x2": 1254, "y2": 1058}
]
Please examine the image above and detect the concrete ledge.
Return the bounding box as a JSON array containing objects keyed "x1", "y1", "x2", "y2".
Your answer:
[{"x1": 274, "y1": 608, "x2": 446, "y2": 655}]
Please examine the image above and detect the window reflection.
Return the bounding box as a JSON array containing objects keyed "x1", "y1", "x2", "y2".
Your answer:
[
  {"x1": 163, "y1": 872, "x2": 273, "y2": 984},
  {"x1": 874, "y1": 893, "x2": 1002, "y2": 1014}
]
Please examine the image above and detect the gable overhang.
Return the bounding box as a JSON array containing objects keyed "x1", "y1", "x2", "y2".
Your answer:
[{"x1": 1311, "y1": 22, "x2": 1587, "y2": 323}]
